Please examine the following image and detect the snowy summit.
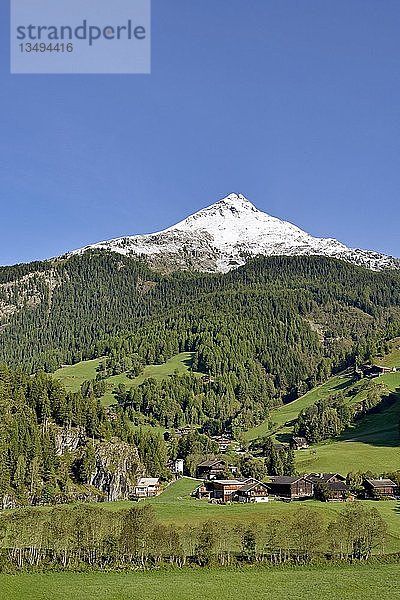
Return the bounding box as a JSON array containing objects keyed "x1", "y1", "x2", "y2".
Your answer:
[{"x1": 71, "y1": 193, "x2": 400, "y2": 272}]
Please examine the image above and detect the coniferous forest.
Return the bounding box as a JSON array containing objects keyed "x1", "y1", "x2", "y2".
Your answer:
[
  {"x1": 0, "y1": 252, "x2": 400, "y2": 573},
  {"x1": 0, "y1": 252, "x2": 399, "y2": 507},
  {"x1": 1, "y1": 253, "x2": 400, "y2": 428},
  {"x1": 0, "y1": 365, "x2": 140, "y2": 507}
]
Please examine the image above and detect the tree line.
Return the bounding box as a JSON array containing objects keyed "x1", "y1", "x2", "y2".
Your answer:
[{"x1": 0, "y1": 503, "x2": 388, "y2": 571}]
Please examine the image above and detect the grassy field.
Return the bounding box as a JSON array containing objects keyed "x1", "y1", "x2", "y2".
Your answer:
[
  {"x1": 245, "y1": 374, "x2": 354, "y2": 441},
  {"x1": 244, "y1": 359, "x2": 400, "y2": 474},
  {"x1": 53, "y1": 352, "x2": 199, "y2": 407},
  {"x1": 2, "y1": 564, "x2": 400, "y2": 600},
  {"x1": 53, "y1": 358, "x2": 102, "y2": 392},
  {"x1": 296, "y1": 372, "x2": 400, "y2": 474},
  {"x1": 93, "y1": 478, "x2": 400, "y2": 554},
  {"x1": 378, "y1": 337, "x2": 400, "y2": 368},
  {"x1": 6, "y1": 478, "x2": 399, "y2": 552}
]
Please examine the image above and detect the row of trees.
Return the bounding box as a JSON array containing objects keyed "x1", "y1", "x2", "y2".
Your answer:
[{"x1": 0, "y1": 503, "x2": 388, "y2": 571}]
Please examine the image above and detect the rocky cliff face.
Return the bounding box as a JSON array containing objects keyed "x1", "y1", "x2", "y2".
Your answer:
[
  {"x1": 55, "y1": 426, "x2": 144, "y2": 502},
  {"x1": 55, "y1": 426, "x2": 86, "y2": 455},
  {"x1": 0, "y1": 427, "x2": 144, "y2": 509},
  {"x1": 89, "y1": 439, "x2": 143, "y2": 502}
]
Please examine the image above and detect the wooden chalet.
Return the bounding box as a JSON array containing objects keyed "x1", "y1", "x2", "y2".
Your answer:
[
  {"x1": 211, "y1": 435, "x2": 232, "y2": 453},
  {"x1": 195, "y1": 478, "x2": 269, "y2": 503},
  {"x1": 195, "y1": 478, "x2": 248, "y2": 502},
  {"x1": 306, "y1": 473, "x2": 349, "y2": 501},
  {"x1": 326, "y1": 481, "x2": 350, "y2": 501},
  {"x1": 360, "y1": 364, "x2": 395, "y2": 378},
  {"x1": 235, "y1": 480, "x2": 270, "y2": 503},
  {"x1": 196, "y1": 459, "x2": 225, "y2": 480},
  {"x1": 267, "y1": 476, "x2": 313, "y2": 500},
  {"x1": 364, "y1": 478, "x2": 397, "y2": 498},
  {"x1": 306, "y1": 473, "x2": 346, "y2": 485},
  {"x1": 209, "y1": 479, "x2": 250, "y2": 503},
  {"x1": 133, "y1": 477, "x2": 161, "y2": 498},
  {"x1": 290, "y1": 437, "x2": 309, "y2": 450}
]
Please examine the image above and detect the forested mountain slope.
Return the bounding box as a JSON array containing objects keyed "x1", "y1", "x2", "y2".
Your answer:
[
  {"x1": 0, "y1": 365, "x2": 143, "y2": 508},
  {"x1": 1, "y1": 253, "x2": 400, "y2": 433}
]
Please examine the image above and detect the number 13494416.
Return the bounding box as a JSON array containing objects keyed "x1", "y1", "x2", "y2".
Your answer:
[{"x1": 19, "y1": 43, "x2": 74, "y2": 53}]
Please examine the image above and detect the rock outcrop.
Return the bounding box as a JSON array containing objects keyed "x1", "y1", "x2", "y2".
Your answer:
[
  {"x1": 55, "y1": 426, "x2": 86, "y2": 456},
  {"x1": 89, "y1": 439, "x2": 143, "y2": 502}
]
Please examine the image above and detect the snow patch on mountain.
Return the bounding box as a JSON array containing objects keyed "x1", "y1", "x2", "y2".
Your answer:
[{"x1": 71, "y1": 193, "x2": 400, "y2": 272}]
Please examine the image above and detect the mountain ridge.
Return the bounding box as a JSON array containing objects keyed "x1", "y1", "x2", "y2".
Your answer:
[{"x1": 70, "y1": 193, "x2": 400, "y2": 272}]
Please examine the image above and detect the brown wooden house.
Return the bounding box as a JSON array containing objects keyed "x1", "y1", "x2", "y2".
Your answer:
[
  {"x1": 210, "y1": 479, "x2": 250, "y2": 503},
  {"x1": 360, "y1": 364, "x2": 395, "y2": 378},
  {"x1": 305, "y1": 473, "x2": 350, "y2": 501},
  {"x1": 195, "y1": 478, "x2": 256, "y2": 503},
  {"x1": 364, "y1": 478, "x2": 397, "y2": 498},
  {"x1": 326, "y1": 481, "x2": 350, "y2": 501},
  {"x1": 196, "y1": 459, "x2": 225, "y2": 480},
  {"x1": 211, "y1": 435, "x2": 232, "y2": 453},
  {"x1": 267, "y1": 476, "x2": 314, "y2": 499},
  {"x1": 234, "y1": 480, "x2": 270, "y2": 503}
]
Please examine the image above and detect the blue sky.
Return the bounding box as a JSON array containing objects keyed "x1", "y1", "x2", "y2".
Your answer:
[{"x1": 0, "y1": 1, "x2": 399, "y2": 265}]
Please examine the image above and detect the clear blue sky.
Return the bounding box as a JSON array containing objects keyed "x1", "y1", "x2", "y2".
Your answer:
[{"x1": 1, "y1": 1, "x2": 399, "y2": 265}]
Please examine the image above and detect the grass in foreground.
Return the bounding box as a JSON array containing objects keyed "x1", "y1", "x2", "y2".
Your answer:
[{"x1": 1, "y1": 564, "x2": 400, "y2": 600}]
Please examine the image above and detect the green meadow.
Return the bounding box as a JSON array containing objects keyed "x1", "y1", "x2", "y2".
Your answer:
[
  {"x1": 244, "y1": 373, "x2": 354, "y2": 441},
  {"x1": 244, "y1": 358, "x2": 400, "y2": 475},
  {"x1": 5, "y1": 478, "x2": 400, "y2": 553},
  {"x1": 53, "y1": 352, "x2": 199, "y2": 406},
  {"x1": 89, "y1": 478, "x2": 400, "y2": 554},
  {"x1": 378, "y1": 337, "x2": 400, "y2": 368},
  {"x1": 295, "y1": 372, "x2": 400, "y2": 474},
  {"x1": 1, "y1": 564, "x2": 399, "y2": 600}
]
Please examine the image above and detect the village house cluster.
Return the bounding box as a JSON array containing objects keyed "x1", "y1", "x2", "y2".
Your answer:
[{"x1": 194, "y1": 460, "x2": 398, "y2": 504}]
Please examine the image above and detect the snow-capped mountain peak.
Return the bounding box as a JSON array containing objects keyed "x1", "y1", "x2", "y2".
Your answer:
[{"x1": 71, "y1": 193, "x2": 399, "y2": 272}]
